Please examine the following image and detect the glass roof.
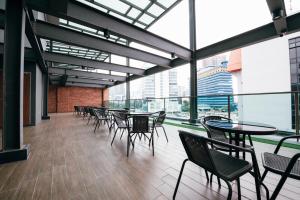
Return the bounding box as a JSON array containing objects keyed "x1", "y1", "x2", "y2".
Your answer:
[
  {"x1": 45, "y1": 0, "x2": 182, "y2": 74},
  {"x1": 45, "y1": 40, "x2": 110, "y2": 61},
  {"x1": 75, "y1": 0, "x2": 182, "y2": 29}
]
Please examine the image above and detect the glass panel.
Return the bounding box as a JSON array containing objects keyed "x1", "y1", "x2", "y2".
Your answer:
[
  {"x1": 76, "y1": 0, "x2": 108, "y2": 12},
  {"x1": 165, "y1": 97, "x2": 190, "y2": 120},
  {"x1": 234, "y1": 93, "x2": 294, "y2": 133},
  {"x1": 95, "y1": 0, "x2": 130, "y2": 13},
  {"x1": 127, "y1": 7, "x2": 141, "y2": 18},
  {"x1": 134, "y1": 22, "x2": 146, "y2": 29},
  {"x1": 147, "y1": 99, "x2": 164, "y2": 112},
  {"x1": 148, "y1": 4, "x2": 165, "y2": 17},
  {"x1": 139, "y1": 13, "x2": 155, "y2": 24},
  {"x1": 157, "y1": 0, "x2": 176, "y2": 8},
  {"x1": 127, "y1": 0, "x2": 150, "y2": 10}
]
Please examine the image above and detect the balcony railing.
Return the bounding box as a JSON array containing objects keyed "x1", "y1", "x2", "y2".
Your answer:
[{"x1": 104, "y1": 91, "x2": 300, "y2": 135}]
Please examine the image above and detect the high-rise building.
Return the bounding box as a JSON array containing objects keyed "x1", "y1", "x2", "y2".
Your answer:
[
  {"x1": 197, "y1": 60, "x2": 233, "y2": 109},
  {"x1": 142, "y1": 75, "x2": 156, "y2": 98}
]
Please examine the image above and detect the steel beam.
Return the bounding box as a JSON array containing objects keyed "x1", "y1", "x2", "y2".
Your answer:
[
  {"x1": 48, "y1": 67, "x2": 126, "y2": 82},
  {"x1": 1, "y1": 0, "x2": 29, "y2": 163},
  {"x1": 266, "y1": 0, "x2": 287, "y2": 35},
  {"x1": 25, "y1": 0, "x2": 191, "y2": 60},
  {"x1": 188, "y1": 0, "x2": 197, "y2": 123},
  {"x1": 65, "y1": 82, "x2": 105, "y2": 88},
  {"x1": 67, "y1": 77, "x2": 114, "y2": 86},
  {"x1": 25, "y1": 10, "x2": 47, "y2": 73},
  {"x1": 43, "y1": 52, "x2": 145, "y2": 75},
  {"x1": 33, "y1": 21, "x2": 171, "y2": 67}
]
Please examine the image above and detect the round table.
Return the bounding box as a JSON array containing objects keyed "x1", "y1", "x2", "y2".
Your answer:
[{"x1": 205, "y1": 120, "x2": 277, "y2": 158}]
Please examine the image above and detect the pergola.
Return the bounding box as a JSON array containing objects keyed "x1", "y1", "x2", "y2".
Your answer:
[{"x1": 0, "y1": 0, "x2": 300, "y2": 163}]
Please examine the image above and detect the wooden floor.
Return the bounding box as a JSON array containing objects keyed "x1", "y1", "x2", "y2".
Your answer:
[{"x1": 0, "y1": 113, "x2": 299, "y2": 200}]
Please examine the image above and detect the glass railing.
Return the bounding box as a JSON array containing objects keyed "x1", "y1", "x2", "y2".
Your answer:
[{"x1": 105, "y1": 91, "x2": 300, "y2": 135}]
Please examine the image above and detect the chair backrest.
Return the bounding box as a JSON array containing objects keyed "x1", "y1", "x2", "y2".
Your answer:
[
  {"x1": 200, "y1": 116, "x2": 231, "y2": 141},
  {"x1": 155, "y1": 113, "x2": 166, "y2": 126},
  {"x1": 132, "y1": 115, "x2": 149, "y2": 133},
  {"x1": 112, "y1": 111, "x2": 128, "y2": 127},
  {"x1": 179, "y1": 130, "x2": 216, "y2": 172}
]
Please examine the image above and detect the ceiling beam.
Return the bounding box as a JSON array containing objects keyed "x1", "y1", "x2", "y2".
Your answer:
[
  {"x1": 43, "y1": 52, "x2": 145, "y2": 75},
  {"x1": 67, "y1": 77, "x2": 114, "y2": 86},
  {"x1": 65, "y1": 82, "x2": 105, "y2": 88},
  {"x1": 25, "y1": 0, "x2": 191, "y2": 60},
  {"x1": 48, "y1": 67, "x2": 126, "y2": 81},
  {"x1": 33, "y1": 21, "x2": 171, "y2": 67},
  {"x1": 266, "y1": 0, "x2": 287, "y2": 35}
]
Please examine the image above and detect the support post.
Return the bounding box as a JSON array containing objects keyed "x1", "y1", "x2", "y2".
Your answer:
[
  {"x1": 0, "y1": 0, "x2": 29, "y2": 164},
  {"x1": 295, "y1": 92, "x2": 299, "y2": 141},
  {"x1": 189, "y1": 0, "x2": 197, "y2": 123},
  {"x1": 42, "y1": 69, "x2": 50, "y2": 119},
  {"x1": 42, "y1": 41, "x2": 51, "y2": 120},
  {"x1": 227, "y1": 95, "x2": 231, "y2": 119},
  {"x1": 125, "y1": 41, "x2": 130, "y2": 109}
]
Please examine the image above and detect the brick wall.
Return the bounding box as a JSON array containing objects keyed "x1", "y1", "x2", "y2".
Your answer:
[{"x1": 48, "y1": 86, "x2": 103, "y2": 113}]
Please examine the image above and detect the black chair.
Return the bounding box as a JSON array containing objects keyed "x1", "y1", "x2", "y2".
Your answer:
[
  {"x1": 173, "y1": 130, "x2": 267, "y2": 200},
  {"x1": 261, "y1": 135, "x2": 300, "y2": 200},
  {"x1": 111, "y1": 111, "x2": 130, "y2": 145},
  {"x1": 93, "y1": 108, "x2": 110, "y2": 132},
  {"x1": 128, "y1": 115, "x2": 154, "y2": 157},
  {"x1": 151, "y1": 111, "x2": 168, "y2": 142},
  {"x1": 87, "y1": 107, "x2": 96, "y2": 125}
]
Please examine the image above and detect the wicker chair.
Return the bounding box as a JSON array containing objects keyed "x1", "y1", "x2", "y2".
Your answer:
[
  {"x1": 93, "y1": 108, "x2": 110, "y2": 132},
  {"x1": 150, "y1": 111, "x2": 168, "y2": 142},
  {"x1": 111, "y1": 111, "x2": 130, "y2": 145},
  {"x1": 174, "y1": 130, "x2": 267, "y2": 200},
  {"x1": 128, "y1": 115, "x2": 154, "y2": 157},
  {"x1": 261, "y1": 135, "x2": 300, "y2": 200}
]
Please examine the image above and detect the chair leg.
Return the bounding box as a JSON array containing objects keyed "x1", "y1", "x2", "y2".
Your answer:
[
  {"x1": 162, "y1": 126, "x2": 168, "y2": 142},
  {"x1": 253, "y1": 174, "x2": 262, "y2": 200},
  {"x1": 120, "y1": 129, "x2": 125, "y2": 139},
  {"x1": 155, "y1": 127, "x2": 159, "y2": 137},
  {"x1": 224, "y1": 180, "x2": 232, "y2": 200},
  {"x1": 237, "y1": 178, "x2": 241, "y2": 200},
  {"x1": 205, "y1": 170, "x2": 209, "y2": 182},
  {"x1": 217, "y1": 177, "x2": 221, "y2": 187},
  {"x1": 173, "y1": 159, "x2": 188, "y2": 200},
  {"x1": 152, "y1": 132, "x2": 154, "y2": 156},
  {"x1": 111, "y1": 128, "x2": 119, "y2": 146},
  {"x1": 270, "y1": 174, "x2": 288, "y2": 200},
  {"x1": 94, "y1": 120, "x2": 99, "y2": 133},
  {"x1": 127, "y1": 132, "x2": 130, "y2": 157},
  {"x1": 261, "y1": 170, "x2": 268, "y2": 182}
]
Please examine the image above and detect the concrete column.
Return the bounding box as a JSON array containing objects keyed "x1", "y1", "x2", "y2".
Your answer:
[{"x1": 1, "y1": 0, "x2": 29, "y2": 163}]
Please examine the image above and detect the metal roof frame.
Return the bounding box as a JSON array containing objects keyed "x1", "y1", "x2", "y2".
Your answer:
[
  {"x1": 44, "y1": 52, "x2": 145, "y2": 75},
  {"x1": 33, "y1": 20, "x2": 172, "y2": 67}
]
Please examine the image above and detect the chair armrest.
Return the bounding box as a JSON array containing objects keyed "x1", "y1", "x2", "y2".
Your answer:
[
  {"x1": 274, "y1": 135, "x2": 300, "y2": 154},
  {"x1": 204, "y1": 136, "x2": 254, "y2": 153},
  {"x1": 283, "y1": 153, "x2": 300, "y2": 175}
]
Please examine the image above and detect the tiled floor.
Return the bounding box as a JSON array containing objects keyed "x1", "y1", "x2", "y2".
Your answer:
[{"x1": 0, "y1": 113, "x2": 299, "y2": 200}]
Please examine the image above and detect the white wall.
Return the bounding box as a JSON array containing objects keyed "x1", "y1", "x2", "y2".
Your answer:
[
  {"x1": 239, "y1": 32, "x2": 300, "y2": 131},
  {"x1": 35, "y1": 66, "x2": 43, "y2": 124}
]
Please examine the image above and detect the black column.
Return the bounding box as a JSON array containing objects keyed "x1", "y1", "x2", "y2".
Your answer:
[
  {"x1": 125, "y1": 41, "x2": 130, "y2": 108},
  {"x1": 42, "y1": 69, "x2": 50, "y2": 119},
  {"x1": 189, "y1": 0, "x2": 197, "y2": 123},
  {"x1": 0, "y1": 0, "x2": 29, "y2": 163}
]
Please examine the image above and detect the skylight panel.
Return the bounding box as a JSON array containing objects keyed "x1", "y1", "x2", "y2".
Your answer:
[
  {"x1": 157, "y1": 0, "x2": 176, "y2": 8},
  {"x1": 148, "y1": 4, "x2": 164, "y2": 17},
  {"x1": 126, "y1": 0, "x2": 150, "y2": 10},
  {"x1": 139, "y1": 13, "x2": 155, "y2": 24},
  {"x1": 76, "y1": 0, "x2": 108, "y2": 12},
  {"x1": 95, "y1": 0, "x2": 130, "y2": 14},
  {"x1": 127, "y1": 7, "x2": 141, "y2": 18}
]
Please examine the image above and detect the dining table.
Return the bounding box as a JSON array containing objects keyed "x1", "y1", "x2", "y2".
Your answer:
[{"x1": 205, "y1": 119, "x2": 277, "y2": 158}]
